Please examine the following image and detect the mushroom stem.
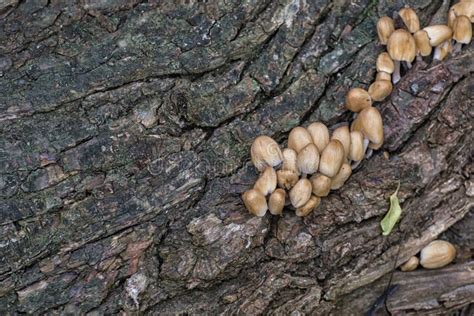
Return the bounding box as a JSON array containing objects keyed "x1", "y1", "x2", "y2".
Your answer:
[
  {"x1": 433, "y1": 46, "x2": 442, "y2": 60},
  {"x1": 453, "y1": 42, "x2": 462, "y2": 53},
  {"x1": 416, "y1": 55, "x2": 423, "y2": 62},
  {"x1": 351, "y1": 160, "x2": 362, "y2": 170},
  {"x1": 392, "y1": 60, "x2": 401, "y2": 84},
  {"x1": 365, "y1": 148, "x2": 373, "y2": 159},
  {"x1": 405, "y1": 61, "x2": 412, "y2": 69}
]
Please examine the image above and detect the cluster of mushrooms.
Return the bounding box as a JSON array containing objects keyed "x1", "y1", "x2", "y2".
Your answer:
[
  {"x1": 242, "y1": 2, "x2": 473, "y2": 218},
  {"x1": 401, "y1": 240, "x2": 457, "y2": 271}
]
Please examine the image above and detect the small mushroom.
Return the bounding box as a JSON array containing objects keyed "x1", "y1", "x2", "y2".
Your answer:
[
  {"x1": 400, "y1": 256, "x2": 419, "y2": 272},
  {"x1": 289, "y1": 178, "x2": 312, "y2": 208},
  {"x1": 349, "y1": 131, "x2": 365, "y2": 162},
  {"x1": 319, "y1": 140, "x2": 345, "y2": 177},
  {"x1": 387, "y1": 29, "x2": 416, "y2": 83},
  {"x1": 399, "y1": 7, "x2": 420, "y2": 33},
  {"x1": 420, "y1": 240, "x2": 457, "y2": 269},
  {"x1": 413, "y1": 30, "x2": 433, "y2": 57},
  {"x1": 253, "y1": 166, "x2": 277, "y2": 196},
  {"x1": 345, "y1": 88, "x2": 372, "y2": 113},
  {"x1": 251, "y1": 136, "x2": 283, "y2": 171},
  {"x1": 376, "y1": 52, "x2": 394, "y2": 74},
  {"x1": 310, "y1": 173, "x2": 331, "y2": 197},
  {"x1": 295, "y1": 195, "x2": 321, "y2": 217},
  {"x1": 351, "y1": 106, "x2": 384, "y2": 147},
  {"x1": 377, "y1": 16, "x2": 395, "y2": 45},
  {"x1": 448, "y1": 2, "x2": 474, "y2": 28},
  {"x1": 288, "y1": 127, "x2": 313, "y2": 153},
  {"x1": 433, "y1": 40, "x2": 453, "y2": 61},
  {"x1": 277, "y1": 170, "x2": 299, "y2": 190},
  {"x1": 307, "y1": 122, "x2": 330, "y2": 153},
  {"x1": 281, "y1": 148, "x2": 300, "y2": 175},
  {"x1": 368, "y1": 80, "x2": 393, "y2": 102},
  {"x1": 242, "y1": 189, "x2": 268, "y2": 217},
  {"x1": 268, "y1": 188, "x2": 286, "y2": 215},
  {"x1": 423, "y1": 25, "x2": 453, "y2": 47},
  {"x1": 330, "y1": 163, "x2": 352, "y2": 190},
  {"x1": 452, "y1": 15, "x2": 472, "y2": 52},
  {"x1": 376, "y1": 71, "x2": 391, "y2": 81},
  {"x1": 297, "y1": 144, "x2": 320, "y2": 175},
  {"x1": 331, "y1": 125, "x2": 351, "y2": 158}
]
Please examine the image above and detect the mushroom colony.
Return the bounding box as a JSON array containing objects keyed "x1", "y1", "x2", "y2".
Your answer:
[{"x1": 242, "y1": 2, "x2": 473, "y2": 218}]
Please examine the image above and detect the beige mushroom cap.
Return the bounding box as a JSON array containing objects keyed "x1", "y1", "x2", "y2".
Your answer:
[
  {"x1": 253, "y1": 166, "x2": 277, "y2": 196},
  {"x1": 423, "y1": 25, "x2": 453, "y2": 47},
  {"x1": 351, "y1": 106, "x2": 384, "y2": 146},
  {"x1": 295, "y1": 195, "x2": 321, "y2": 217},
  {"x1": 420, "y1": 240, "x2": 457, "y2": 269},
  {"x1": 434, "y1": 40, "x2": 453, "y2": 61},
  {"x1": 400, "y1": 256, "x2": 419, "y2": 272},
  {"x1": 310, "y1": 173, "x2": 332, "y2": 197},
  {"x1": 376, "y1": 52, "x2": 395, "y2": 74},
  {"x1": 251, "y1": 136, "x2": 283, "y2": 171},
  {"x1": 376, "y1": 71, "x2": 391, "y2": 81},
  {"x1": 368, "y1": 80, "x2": 393, "y2": 102},
  {"x1": 288, "y1": 127, "x2": 313, "y2": 153},
  {"x1": 387, "y1": 29, "x2": 416, "y2": 62},
  {"x1": 277, "y1": 170, "x2": 299, "y2": 190},
  {"x1": 297, "y1": 144, "x2": 320, "y2": 175},
  {"x1": 242, "y1": 189, "x2": 268, "y2": 217},
  {"x1": 331, "y1": 125, "x2": 351, "y2": 158},
  {"x1": 281, "y1": 148, "x2": 299, "y2": 175},
  {"x1": 377, "y1": 16, "x2": 395, "y2": 45},
  {"x1": 414, "y1": 30, "x2": 433, "y2": 56},
  {"x1": 307, "y1": 122, "x2": 330, "y2": 153},
  {"x1": 449, "y1": 2, "x2": 474, "y2": 27},
  {"x1": 319, "y1": 139, "x2": 345, "y2": 178},
  {"x1": 399, "y1": 7, "x2": 420, "y2": 33},
  {"x1": 330, "y1": 163, "x2": 352, "y2": 190},
  {"x1": 453, "y1": 15, "x2": 473, "y2": 44},
  {"x1": 268, "y1": 189, "x2": 286, "y2": 215},
  {"x1": 349, "y1": 131, "x2": 365, "y2": 162},
  {"x1": 345, "y1": 88, "x2": 372, "y2": 113},
  {"x1": 289, "y1": 178, "x2": 312, "y2": 208}
]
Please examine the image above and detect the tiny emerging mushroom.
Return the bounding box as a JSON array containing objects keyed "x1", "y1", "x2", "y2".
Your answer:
[
  {"x1": 376, "y1": 52, "x2": 394, "y2": 74},
  {"x1": 268, "y1": 188, "x2": 286, "y2": 216},
  {"x1": 253, "y1": 166, "x2": 277, "y2": 196},
  {"x1": 400, "y1": 256, "x2": 419, "y2": 272},
  {"x1": 345, "y1": 88, "x2": 372, "y2": 113},
  {"x1": 289, "y1": 178, "x2": 312, "y2": 208},
  {"x1": 452, "y1": 15, "x2": 472, "y2": 52},
  {"x1": 288, "y1": 127, "x2": 313, "y2": 153},
  {"x1": 251, "y1": 136, "x2": 283, "y2": 171},
  {"x1": 307, "y1": 122, "x2": 330, "y2": 153},
  {"x1": 368, "y1": 80, "x2": 393, "y2": 102},
  {"x1": 330, "y1": 163, "x2": 352, "y2": 190},
  {"x1": 277, "y1": 169, "x2": 299, "y2": 190},
  {"x1": 414, "y1": 30, "x2": 433, "y2": 58},
  {"x1": 310, "y1": 173, "x2": 331, "y2": 197},
  {"x1": 377, "y1": 16, "x2": 395, "y2": 45},
  {"x1": 331, "y1": 125, "x2": 351, "y2": 158},
  {"x1": 242, "y1": 189, "x2": 268, "y2": 217},
  {"x1": 399, "y1": 7, "x2": 420, "y2": 33},
  {"x1": 297, "y1": 143, "x2": 320, "y2": 176},
  {"x1": 319, "y1": 139, "x2": 345, "y2": 177},
  {"x1": 295, "y1": 195, "x2": 321, "y2": 217},
  {"x1": 387, "y1": 29, "x2": 416, "y2": 83}
]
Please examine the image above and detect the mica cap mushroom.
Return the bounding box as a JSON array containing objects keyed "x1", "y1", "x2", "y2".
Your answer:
[
  {"x1": 377, "y1": 16, "x2": 395, "y2": 45},
  {"x1": 422, "y1": 25, "x2": 453, "y2": 47},
  {"x1": 297, "y1": 143, "x2": 320, "y2": 175},
  {"x1": 307, "y1": 122, "x2": 329, "y2": 153},
  {"x1": 253, "y1": 166, "x2": 277, "y2": 196},
  {"x1": 420, "y1": 240, "x2": 456, "y2": 269},
  {"x1": 349, "y1": 131, "x2": 366, "y2": 162},
  {"x1": 452, "y1": 15, "x2": 472, "y2": 52},
  {"x1": 399, "y1": 7, "x2": 420, "y2": 33},
  {"x1": 268, "y1": 188, "x2": 286, "y2": 215},
  {"x1": 288, "y1": 127, "x2": 313, "y2": 153},
  {"x1": 345, "y1": 88, "x2": 372, "y2": 113},
  {"x1": 295, "y1": 195, "x2": 321, "y2": 217},
  {"x1": 330, "y1": 163, "x2": 352, "y2": 190},
  {"x1": 351, "y1": 106, "x2": 384, "y2": 148},
  {"x1": 251, "y1": 136, "x2": 283, "y2": 171},
  {"x1": 242, "y1": 189, "x2": 268, "y2": 217},
  {"x1": 376, "y1": 52, "x2": 394, "y2": 74},
  {"x1": 368, "y1": 80, "x2": 393, "y2": 102},
  {"x1": 277, "y1": 170, "x2": 299, "y2": 190},
  {"x1": 414, "y1": 30, "x2": 433, "y2": 57},
  {"x1": 281, "y1": 148, "x2": 299, "y2": 175},
  {"x1": 319, "y1": 139, "x2": 345, "y2": 177},
  {"x1": 387, "y1": 29, "x2": 416, "y2": 83},
  {"x1": 310, "y1": 173, "x2": 331, "y2": 197},
  {"x1": 289, "y1": 178, "x2": 312, "y2": 208}
]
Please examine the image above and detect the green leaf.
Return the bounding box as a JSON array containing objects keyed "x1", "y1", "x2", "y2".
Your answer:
[{"x1": 380, "y1": 182, "x2": 402, "y2": 236}]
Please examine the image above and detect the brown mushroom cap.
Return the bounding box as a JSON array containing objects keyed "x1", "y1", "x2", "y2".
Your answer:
[
  {"x1": 400, "y1": 256, "x2": 419, "y2": 272},
  {"x1": 399, "y1": 7, "x2": 420, "y2": 33},
  {"x1": 423, "y1": 25, "x2": 453, "y2": 47},
  {"x1": 376, "y1": 71, "x2": 391, "y2": 81},
  {"x1": 414, "y1": 30, "x2": 433, "y2": 56},
  {"x1": 345, "y1": 88, "x2": 372, "y2": 113},
  {"x1": 295, "y1": 195, "x2": 321, "y2": 217},
  {"x1": 289, "y1": 178, "x2": 312, "y2": 208},
  {"x1": 288, "y1": 127, "x2": 313, "y2": 153},
  {"x1": 331, "y1": 125, "x2": 351, "y2": 158},
  {"x1": 297, "y1": 143, "x2": 320, "y2": 175},
  {"x1": 307, "y1": 122, "x2": 330, "y2": 153},
  {"x1": 319, "y1": 139, "x2": 345, "y2": 177},
  {"x1": 387, "y1": 29, "x2": 416, "y2": 62},
  {"x1": 310, "y1": 173, "x2": 332, "y2": 197},
  {"x1": 449, "y1": 2, "x2": 474, "y2": 27},
  {"x1": 277, "y1": 170, "x2": 299, "y2": 190},
  {"x1": 253, "y1": 166, "x2": 277, "y2": 196},
  {"x1": 251, "y1": 136, "x2": 283, "y2": 171},
  {"x1": 453, "y1": 15, "x2": 472, "y2": 44},
  {"x1": 242, "y1": 189, "x2": 268, "y2": 217},
  {"x1": 419, "y1": 240, "x2": 457, "y2": 269},
  {"x1": 351, "y1": 106, "x2": 384, "y2": 146},
  {"x1": 330, "y1": 163, "x2": 352, "y2": 190},
  {"x1": 368, "y1": 80, "x2": 393, "y2": 102},
  {"x1": 377, "y1": 16, "x2": 395, "y2": 45},
  {"x1": 376, "y1": 52, "x2": 395, "y2": 74},
  {"x1": 349, "y1": 131, "x2": 365, "y2": 161},
  {"x1": 281, "y1": 148, "x2": 299, "y2": 175},
  {"x1": 268, "y1": 188, "x2": 286, "y2": 215}
]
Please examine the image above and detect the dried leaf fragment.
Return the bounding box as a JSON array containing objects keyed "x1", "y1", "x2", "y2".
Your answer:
[{"x1": 380, "y1": 182, "x2": 401, "y2": 236}]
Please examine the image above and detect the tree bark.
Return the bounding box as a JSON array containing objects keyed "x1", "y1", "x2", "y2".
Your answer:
[{"x1": 0, "y1": 0, "x2": 473, "y2": 314}]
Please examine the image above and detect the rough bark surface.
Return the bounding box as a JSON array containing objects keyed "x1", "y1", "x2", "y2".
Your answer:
[{"x1": 0, "y1": 0, "x2": 473, "y2": 314}]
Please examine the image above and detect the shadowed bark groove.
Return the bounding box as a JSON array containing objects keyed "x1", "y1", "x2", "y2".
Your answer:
[{"x1": 0, "y1": 0, "x2": 472, "y2": 314}]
